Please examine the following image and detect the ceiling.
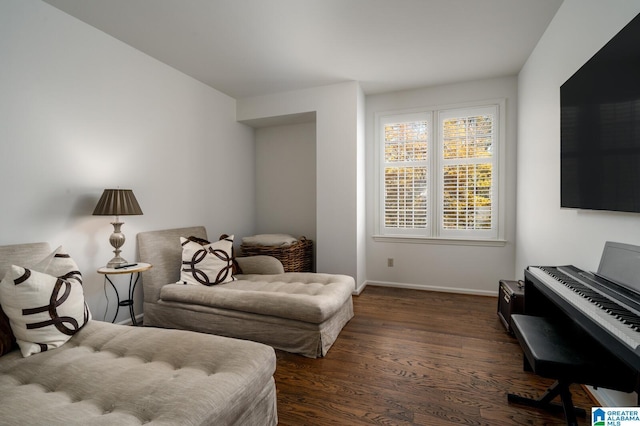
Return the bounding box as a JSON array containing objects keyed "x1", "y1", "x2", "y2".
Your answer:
[{"x1": 43, "y1": 0, "x2": 563, "y2": 99}]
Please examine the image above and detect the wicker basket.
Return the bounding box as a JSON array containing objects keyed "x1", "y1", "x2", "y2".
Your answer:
[{"x1": 241, "y1": 237, "x2": 313, "y2": 272}]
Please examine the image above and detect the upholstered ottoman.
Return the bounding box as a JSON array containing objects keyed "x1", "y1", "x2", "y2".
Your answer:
[
  {"x1": 0, "y1": 242, "x2": 278, "y2": 425},
  {"x1": 138, "y1": 226, "x2": 355, "y2": 358},
  {"x1": 0, "y1": 322, "x2": 277, "y2": 425}
]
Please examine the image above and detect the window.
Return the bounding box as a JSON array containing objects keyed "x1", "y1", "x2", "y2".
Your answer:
[{"x1": 377, "y1": 102, "x2": 504, "y2": 242}]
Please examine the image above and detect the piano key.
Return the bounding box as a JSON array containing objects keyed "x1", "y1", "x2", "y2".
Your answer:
[{"x1": 529, "y1": 266, "x2": 640, "y2": 350}]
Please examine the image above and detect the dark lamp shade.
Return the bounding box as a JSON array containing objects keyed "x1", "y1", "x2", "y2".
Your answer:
[{"x1": 92, "y1": 189, "x2": 143, "y2": 216}]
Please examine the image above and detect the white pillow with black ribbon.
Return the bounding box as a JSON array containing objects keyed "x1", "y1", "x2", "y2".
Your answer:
[
  {"x1": 179, "y1": 235, "x2": 236, "y2": 286},
  {"x1": 0, "y1": 246, "x2": 91, "y2": 357}
]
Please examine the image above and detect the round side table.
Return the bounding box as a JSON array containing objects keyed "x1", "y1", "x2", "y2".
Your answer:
[{"x1": 97, "y1": 262, "x2": 152, "y2": 326}]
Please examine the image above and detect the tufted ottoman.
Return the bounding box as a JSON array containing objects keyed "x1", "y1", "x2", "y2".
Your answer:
[
  {"x1": 0, "y1": 242, "x2": 277, "y2": 426},
  {"x1": 0, "y1": 322, "x2": 277, "y2": 425},
  {"x1": 138, "y1": 226, "x2": 355, "y2": 358}
]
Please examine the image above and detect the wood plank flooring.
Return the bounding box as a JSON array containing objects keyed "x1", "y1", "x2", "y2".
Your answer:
[{"x1": 274, "y1": 286, "x2": 597, "y2": 425}]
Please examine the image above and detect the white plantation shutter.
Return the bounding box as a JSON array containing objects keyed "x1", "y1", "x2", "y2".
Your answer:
[
  {"x1": 438, "y1": 106, "x2": 498, "y2": 239},
  {"x1": 381, "y1": 112, "x2": 430, "y2": 235},
  {"x1": 384, "y1": 166, "x2": 428, "y2": 228},
  {"x1": 442, "y1": 164, "x2": 493, "y2": 229}
]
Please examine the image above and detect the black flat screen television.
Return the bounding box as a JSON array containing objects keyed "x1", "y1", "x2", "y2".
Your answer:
[{"x1": 560, "y1": 13, "x2": 640, "y2": 213}]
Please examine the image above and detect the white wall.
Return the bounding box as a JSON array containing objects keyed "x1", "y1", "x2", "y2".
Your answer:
[
  {"x1": 365, "y1": 76, "x2": 518, "y2": 295},
  {"x1": 516, "y1": 0, "x2": 640, "y2": 406},
  {"x1": 517, "y1": 0, "x2": 640, "y2": 276},
  {"x1": 237, "y1": 82, "x2": 365, "y2": 288},
  {"x1": 255, "y1": 122, "x2": 317, "y2": 243},
  {"x1": 1, "y1": 0, "x2": 256, "y2": 323}
]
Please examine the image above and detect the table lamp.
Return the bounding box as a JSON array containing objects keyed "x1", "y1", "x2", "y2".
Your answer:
[{"x1": 93, "y1": 189, "x2": 143, "y2": 268}]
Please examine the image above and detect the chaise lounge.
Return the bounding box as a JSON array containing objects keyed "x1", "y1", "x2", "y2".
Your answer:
[
  {"x1": 137, "y1": 226, "x2": 355, "y2": 358},
  {"x1": 0, "y1": 242, "x2": 277, "y2": 425}
]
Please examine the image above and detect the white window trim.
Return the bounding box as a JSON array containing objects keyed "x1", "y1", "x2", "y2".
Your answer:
[{"x1": 374, "y1": 99, "x2": 507, "y2": 246}]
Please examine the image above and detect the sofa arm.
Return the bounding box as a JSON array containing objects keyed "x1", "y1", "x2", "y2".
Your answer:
[{"x1": 236, "y1": 255, "x2": 285, "y2": 275}]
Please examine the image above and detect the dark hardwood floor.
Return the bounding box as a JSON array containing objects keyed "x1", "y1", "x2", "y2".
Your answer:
[{"x1": 274, "y1": 286, "x2": 597, "y2": 425}]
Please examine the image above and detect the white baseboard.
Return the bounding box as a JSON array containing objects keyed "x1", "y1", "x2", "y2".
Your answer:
[{"x1": 358, "y1": 280, "x2": 498, "y2": 297}]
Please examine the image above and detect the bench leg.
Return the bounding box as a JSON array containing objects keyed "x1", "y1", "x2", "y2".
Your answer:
[
  {"x1": 559, "y1": 383, "x2": 578, "y2": 426},
  {"x1": 508, "y1": 380, "x2": 585, "y2": 426}
]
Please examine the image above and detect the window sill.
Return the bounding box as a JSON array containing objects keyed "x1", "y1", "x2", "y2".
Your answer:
[{"x1": 372, "y1": 235, "x2": 507, "y2": 247}]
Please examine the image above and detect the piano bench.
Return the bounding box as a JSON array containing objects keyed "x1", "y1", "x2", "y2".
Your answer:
[{"x1": 507, "y1": 314, "x2": 637, "y2": 426}]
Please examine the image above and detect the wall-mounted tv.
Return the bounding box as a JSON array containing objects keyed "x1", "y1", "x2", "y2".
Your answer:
[{"x1": 561, "y1": 13, "x2": 640, "y2": 213}]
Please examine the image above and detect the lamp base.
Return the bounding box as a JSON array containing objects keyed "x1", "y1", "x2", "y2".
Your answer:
[
  {"x1": 106, "y1": 221, "x2": 128, "y2": 268},
  {"x1": 106, "y1": 256, "x2": 129, "y2": 268}
]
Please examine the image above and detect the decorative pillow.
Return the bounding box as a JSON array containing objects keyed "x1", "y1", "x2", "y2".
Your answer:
[
  {"x1": 0, "y1": 306, "x2": 16, "y2": 356},
  {"x1": 0, "y1": 246, "x2": 91, "y2": 357},
  {"x1": 218, "y1": 234, "x2": 242, "y2": 275},
  {"x1": 179, "y1": 235, "x2": 236, "y2": 286},
  {"x1": 183, "y1": 235, "x2": 243, "y2": 276}
]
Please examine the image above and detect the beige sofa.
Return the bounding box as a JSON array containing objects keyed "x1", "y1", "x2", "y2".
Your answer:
[
  {"x1": 137, "y1": 226, "x2": 354, "y2": 358},
  {"x1": 0, "y1": 242, "x2": 277, "y2": 426}
]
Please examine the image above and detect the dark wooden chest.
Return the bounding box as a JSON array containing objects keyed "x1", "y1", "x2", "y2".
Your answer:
[{"x1": 497, "y1": 279, "x2": 525, "y2": 333}]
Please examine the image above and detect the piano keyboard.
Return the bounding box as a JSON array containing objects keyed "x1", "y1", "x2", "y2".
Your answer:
[{"x1": 528, "y1": 266, "x2": 640, "y2": 350}]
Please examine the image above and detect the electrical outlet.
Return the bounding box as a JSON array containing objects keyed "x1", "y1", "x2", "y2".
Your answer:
[{"x1": 387, "y1": 258, "x2": 394, "y2": 267}]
